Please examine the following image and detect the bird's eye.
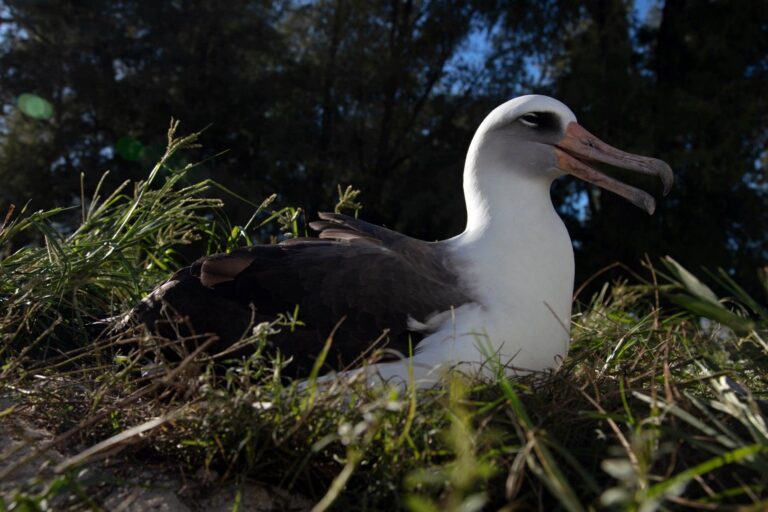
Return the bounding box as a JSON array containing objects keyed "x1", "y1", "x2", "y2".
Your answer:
[{"x1": 519, "y1": 113, "x2": 540, "y2": 127}]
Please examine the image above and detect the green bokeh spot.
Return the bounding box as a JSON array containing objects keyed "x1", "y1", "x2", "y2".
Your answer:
[
  {"x1": 116, "y1": 136, "x2": 145, "y2": 162},
  {"x1": 17, "y1": 93, "x2": 54, "y2": 120}
]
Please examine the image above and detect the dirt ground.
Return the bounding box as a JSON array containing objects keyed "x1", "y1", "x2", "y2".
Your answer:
[{"x1": 0, "y1": 397, "x2": 312, "y2": 511}]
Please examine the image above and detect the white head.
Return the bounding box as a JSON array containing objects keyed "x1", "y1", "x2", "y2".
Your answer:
[{"x1": 462, "y1": 95, "x2": 672, "y2": 233}]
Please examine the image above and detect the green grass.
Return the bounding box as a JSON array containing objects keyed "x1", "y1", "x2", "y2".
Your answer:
[{"x1": 1, "y1": 126, "x2": 767, "y2": 511}]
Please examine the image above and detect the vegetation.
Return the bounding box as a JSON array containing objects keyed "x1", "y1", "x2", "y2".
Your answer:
[
  {"x1": 2, "y1": 134, "x2": 767, "y2": 510},
  {"x1": 1, "y1": 1, "x2": 766, "y2": 508}
]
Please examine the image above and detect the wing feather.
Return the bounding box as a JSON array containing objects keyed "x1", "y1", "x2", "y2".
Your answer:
[{"x1": 131, "y1": 213, "x2": 471, "y2": 376}]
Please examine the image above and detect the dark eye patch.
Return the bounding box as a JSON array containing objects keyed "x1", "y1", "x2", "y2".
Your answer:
[{"x1": 518, "y1": 111, "x2": 560, "y2": 132}]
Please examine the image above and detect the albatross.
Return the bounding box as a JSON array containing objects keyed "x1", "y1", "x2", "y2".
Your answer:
[{"x1": 129, "y1": 95, "x2": 672, "y2": 388}]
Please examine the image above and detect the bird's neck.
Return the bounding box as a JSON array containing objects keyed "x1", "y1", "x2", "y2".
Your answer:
[
  {"x1": 461, "y1": 162, "x2": 561, "y2": 241},
  {"x1": 452, "y1": 159, "x2": 575, "y2": 318}
]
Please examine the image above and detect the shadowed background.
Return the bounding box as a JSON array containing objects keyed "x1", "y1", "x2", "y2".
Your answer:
[{"x1": 1, "y1": 0, "x2": 766, "y2": 292}]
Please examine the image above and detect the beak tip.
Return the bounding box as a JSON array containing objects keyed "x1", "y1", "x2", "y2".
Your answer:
[
  {"x1": 664, "y1": 174, "x2": 675, "y2": 196},
  {"x1": 644, "y1": 197, "x2": 656, "y2": 215},
  {"x1": 660, "y1": 163, "x2": 674, "y2": 196}
]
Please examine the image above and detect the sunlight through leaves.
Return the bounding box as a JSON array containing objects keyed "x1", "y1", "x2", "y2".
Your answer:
[
  {"x1": 17, "y1": 93, "x2": 54, "y2": 120},
  {"x1": 115, "y1": 135, "x2": 145, "y2": 161}
]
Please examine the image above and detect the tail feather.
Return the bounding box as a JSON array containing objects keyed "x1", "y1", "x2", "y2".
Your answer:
[{"x1": 123, "y1": 266, "x2": 254, "y2": 350}]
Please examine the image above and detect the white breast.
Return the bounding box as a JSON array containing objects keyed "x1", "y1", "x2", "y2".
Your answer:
[{"x1": 416, "y1": 177, "x2": 575, "y2": 378}]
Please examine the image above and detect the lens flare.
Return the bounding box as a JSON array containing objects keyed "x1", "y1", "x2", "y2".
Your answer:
[
  {"x1": 116, "y1": 136, "x2": 145, "y2": 161},
  {"x1": 17, "y1": 93, "x2": 54, "y2": 120}
]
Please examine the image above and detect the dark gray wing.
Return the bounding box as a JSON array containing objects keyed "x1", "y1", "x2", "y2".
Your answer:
[{"x1": 130, "y1": 213, "x2": 471, "y2": 377}]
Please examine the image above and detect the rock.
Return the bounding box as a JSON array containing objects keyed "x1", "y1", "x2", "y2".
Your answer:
[
  {"x1": 0, "y1": 406, "x2": 65, "y2": 497},
  {"x1": 194, "y1": 481, "x2": 312, "y2": 512},
  {"x1": 104, "y1": 486, "x2": 191, "y2": 512}
]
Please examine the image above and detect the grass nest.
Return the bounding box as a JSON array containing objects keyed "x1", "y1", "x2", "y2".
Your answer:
[{"x1": 1, "y1": 124, "x2": 767, "y2": 511}]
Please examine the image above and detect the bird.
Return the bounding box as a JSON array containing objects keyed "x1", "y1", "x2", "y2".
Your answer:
[{"x1": 126, "y1": 95, "x2": 673, "y2": 388}]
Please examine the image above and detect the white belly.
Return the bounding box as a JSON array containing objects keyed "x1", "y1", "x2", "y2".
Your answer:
[
  {"x1": 415, "y1": 292, "x2": 572, "y2": 379},
  {"x1": 422, "y1": 210, "x2": 575, "y2": 377}
]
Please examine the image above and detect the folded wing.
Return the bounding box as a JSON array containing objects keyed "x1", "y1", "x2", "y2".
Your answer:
[{"x1": 129, "y1": 213, "x2": 470, "y2": 376}]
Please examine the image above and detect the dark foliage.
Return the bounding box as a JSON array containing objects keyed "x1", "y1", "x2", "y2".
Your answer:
[{"x1": 1, "y1": 0, "x2": 766, "y2": 289}]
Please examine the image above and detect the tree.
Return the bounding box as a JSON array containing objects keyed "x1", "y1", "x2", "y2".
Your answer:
[
  {"x1": 0, "y1": 0, "x2": 516, "y2": 239},
  {"x1": 0, "y1": 0, "x2": 286, "y2": 216},
  {"x1": 499, "y1": 0, "x2": 768, "y2": 290},
  {"x1": 1, "y1": 0, "x2": 766, "y2": 289}
]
